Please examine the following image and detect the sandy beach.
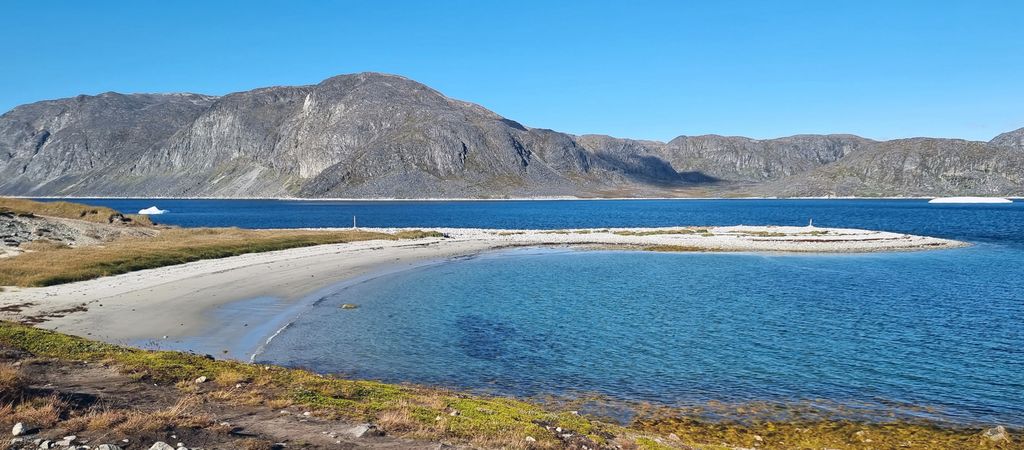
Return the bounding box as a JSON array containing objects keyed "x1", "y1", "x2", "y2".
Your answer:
[{"x1": 0, "y1": 225, "x2": 965, "y2": 356}]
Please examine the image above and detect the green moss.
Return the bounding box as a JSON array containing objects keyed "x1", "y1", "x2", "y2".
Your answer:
[
  {"x1": 636, "y1": 437, "x2": 676, "y2": 450},
  {"x1": 0, "y1": 322, "x2": 1007, "y2": 450},
  {"x1": 0, "y1": 322, "x2": 628, "y2": 447}
]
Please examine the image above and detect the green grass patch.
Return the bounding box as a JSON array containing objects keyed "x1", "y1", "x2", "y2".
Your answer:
[
  {"x1": 0, "y1": 323, "x2": 1009, "y2": 449},
  {"x1": 0, "y1": 322, "x2": 630, "y2": 448}
]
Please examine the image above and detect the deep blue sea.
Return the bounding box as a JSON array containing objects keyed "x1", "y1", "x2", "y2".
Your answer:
[{"x1": 45, "y1": 198, "x2": 1024, "y2": 425}]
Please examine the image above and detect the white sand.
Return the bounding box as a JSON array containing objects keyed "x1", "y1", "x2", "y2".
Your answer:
[{"x1": 0, "y1": 225, "x2": 964, "y2": 351}]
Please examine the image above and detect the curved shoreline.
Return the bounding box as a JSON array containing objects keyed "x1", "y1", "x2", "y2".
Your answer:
[{"x1": 0, "y1": 225, "x2": 965, "y2": 350}]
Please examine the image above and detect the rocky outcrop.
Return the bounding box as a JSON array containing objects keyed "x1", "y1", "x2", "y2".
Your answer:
[
  {"x1": 990, "y1": 127, "x2": 1024, "y2": 148},
  {"x1": 754, "y1": 138, "x2": 1024, "y2": 197},
  {"x1": 655, "y1": 134, "x2": 873, "y2": 183},
  {"x1": 0, "y1": 210, "x2": 156, "y2": 257},
  {"x1": 1, "y1": 72, "x2": 1021, "y2": 198}
]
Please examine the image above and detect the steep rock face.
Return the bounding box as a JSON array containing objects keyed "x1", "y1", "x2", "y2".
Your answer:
[
  {"x1": 0, "y1": 93, "x2": 215, "y2": 194},
  {"x1": 757, "y1": 138, "x2": 1024, "y2": 196},
  {"x1": 0, "y1": 72, "x2": 1021, "y2": 198},
  {"x1": 657, "y1": 134, "x2": 873, "y2": 182}
]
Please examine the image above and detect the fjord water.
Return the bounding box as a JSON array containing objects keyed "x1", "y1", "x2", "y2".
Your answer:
[
  {"x1": 63, "y1": 198, "x2": 1024, "y2": 244},
  {"x1": 54, "y1": 199, "x2": 1024, "y2": 425}
]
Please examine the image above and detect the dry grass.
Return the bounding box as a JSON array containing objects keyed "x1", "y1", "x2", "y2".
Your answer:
[
  {"x1": 642, "y1": 245, "x2": 731, "y2": 252},
  {"x1": 212, "y1": 369, "x2": 251, "y2": 387},
  {"x1": 61, "y1": 395, "x2": 213, "y2": 434},
  {"x1": 0, "y1": 365, "x2": 25, "y2": 405},
  {"x1": 0, "y1": 323, "x2": 620, "y2": 448},
  {"x1": 235, "y1": 437, "x2": 278, "y2": 450},
  {"x1": 5, "y1": 395, "x2": 65, "y2": 428},
  {"x1": 800, "y1": 230, "x2": 831, "y2": 236},
  {"x1": 61, "y1": 408, "x2": 125, "y2": 432},
  {"x1": 0, "y1": 227, "x2": 444, "y2": 287},
  {"x1": 0, "y1": 323, "x2": 1015, "y2": 450},
  {"x1": 614, "y1": 228, "x2": 709, "y2": 237},
  {"x1": 0, "y1": 197, "x2": 443, "y2": 286},
  {"x1": 265, "y1": 398, "x2": 294, "y2": 409},
  {"x1": 121, "y1": 396, "x2": 212, "y2": 432},
  {"x1": 742, "y1": 230, "x2": 788, "y2": 237},
  {"x1": 17, "y1": 239, "x2": 69, "y2": 251},
  {"x1": 0, "y1": 197, "x2": 152, "y2": 226},
  {"x1": 376, "y1": 407, "x2": 422, "y2": 434}
]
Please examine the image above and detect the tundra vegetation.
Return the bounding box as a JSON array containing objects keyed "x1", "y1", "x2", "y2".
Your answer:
[
  {"x1": 0, "y1": 323, "x2": 1017, "y2": 450},
  {"x1": 0, "y1": 197, "x2": 152, "y2": 226},
  {"x1": 0, "y1": 198, "x2": 442, "y2": 287},
  {"x1": 0, "y1": 227, "x2": 442, "y2": 287}
]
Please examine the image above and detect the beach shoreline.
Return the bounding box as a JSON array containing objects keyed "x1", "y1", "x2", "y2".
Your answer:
[{"x1": 0, "y1": 225, "x2": 966, "y2": 355}]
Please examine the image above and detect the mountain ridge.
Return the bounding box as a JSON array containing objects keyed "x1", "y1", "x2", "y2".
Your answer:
[{"x1": 2, "y1": 72, "x2": 1021, "y2": 198}]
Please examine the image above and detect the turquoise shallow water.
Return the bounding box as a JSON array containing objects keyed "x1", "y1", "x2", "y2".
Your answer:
[
  {"x1": 259, "y1": 245, "x2": 1022, "y2": 426},
  {"x1": 48, "y1": 198, "x2": 1024, "y2": 425}
]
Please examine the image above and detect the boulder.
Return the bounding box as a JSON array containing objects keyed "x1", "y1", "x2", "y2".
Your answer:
[
  {"x1": 11, "y1": 422, "x2": 27, "y2": 436},
  {"x1": 97, "y1": 445, "x2": 124, "y2": 450},
  {"x1": 149, "y1": 442, "x2": 176, "y2": 450},
  {"x1": 982, "y1": 426, "x2": 1011, "y2": 443},
  {"x1": 345, "y1": 423, "x2": 383, "y2": 438}
]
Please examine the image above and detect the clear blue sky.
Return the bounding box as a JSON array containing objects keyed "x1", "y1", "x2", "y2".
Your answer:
[{"x1": 2, "y1": 1, "x2": 1022, "y2": 141}]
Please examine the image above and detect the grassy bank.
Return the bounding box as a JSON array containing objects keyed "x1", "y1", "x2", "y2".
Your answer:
[
  {"x1": 0, "y1": 227, "x2": 442, "y2": 287},
  {"x1": 0, "y1": 322, "x2": 626, "y2": 449},
  {"x1": 0, "y1": 197, "x2": 152, "y2": 226},
  {"x1": 0, "y1": 197, "x2": 445, "y2": 287},
  {"x1": 0, "y1": 323, "x2": 1017, "y2": 450}
]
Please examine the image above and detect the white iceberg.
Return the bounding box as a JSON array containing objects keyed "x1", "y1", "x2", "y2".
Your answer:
[
  {"x1": 928, "y1": 196, "x2": 1012, "y2": 204},
  {"x1": 137, "y1": 206, "x2": 168, "y2": 215}
]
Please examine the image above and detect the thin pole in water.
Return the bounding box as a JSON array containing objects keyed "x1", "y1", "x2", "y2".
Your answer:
[{"x1": 353, "y1": 215, "x2": 357, "y2": 229}]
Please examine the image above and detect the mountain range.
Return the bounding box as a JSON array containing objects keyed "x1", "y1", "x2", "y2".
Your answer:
[{"x1": 2, "y1": 72, "x2": 1022, "y2": 198}]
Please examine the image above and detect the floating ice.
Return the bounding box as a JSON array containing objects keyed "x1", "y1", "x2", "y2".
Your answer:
[
  {"x1": 138, "y1": 206, "x2": 168, "y2": 214},
  {"x1": 928, "y1": 197, "x2": 1012, "y2": 204}
]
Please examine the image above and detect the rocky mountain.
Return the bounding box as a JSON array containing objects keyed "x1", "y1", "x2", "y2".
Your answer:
[
  {"x1": 990, "y1": 127, "x2": 1024, "y2": 148},
  {"x1": 754, "y1": 138, "x2": 1024, "y2": 197},
  {"x1": 1, "y1": 72, "x2": 1021, "y2": 198}
]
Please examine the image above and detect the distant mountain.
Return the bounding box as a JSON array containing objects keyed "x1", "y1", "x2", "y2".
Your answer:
[
  {"x1": 1, "y1": 72, "x2": 1021, "y2": 198},
  {"x1": 753, "y1": 138, "x2": 1024, "y2": 197},
  {"x1": 990, "y1": 127, "x2": 1024, "y2": 148}
]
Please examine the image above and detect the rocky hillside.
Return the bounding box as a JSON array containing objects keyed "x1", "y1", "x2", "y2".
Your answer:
[
  {"x1": 1, "y1": 73, "x2": 1021, "y2": 198},
  {"x1": 990, "y1": 127, "x2": 1024, "y2": 148}
]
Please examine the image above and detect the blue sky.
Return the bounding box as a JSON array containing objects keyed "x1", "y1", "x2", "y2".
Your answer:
[{"x1": 1, "y1": 1, "x2": 1022, "y2": 141}]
